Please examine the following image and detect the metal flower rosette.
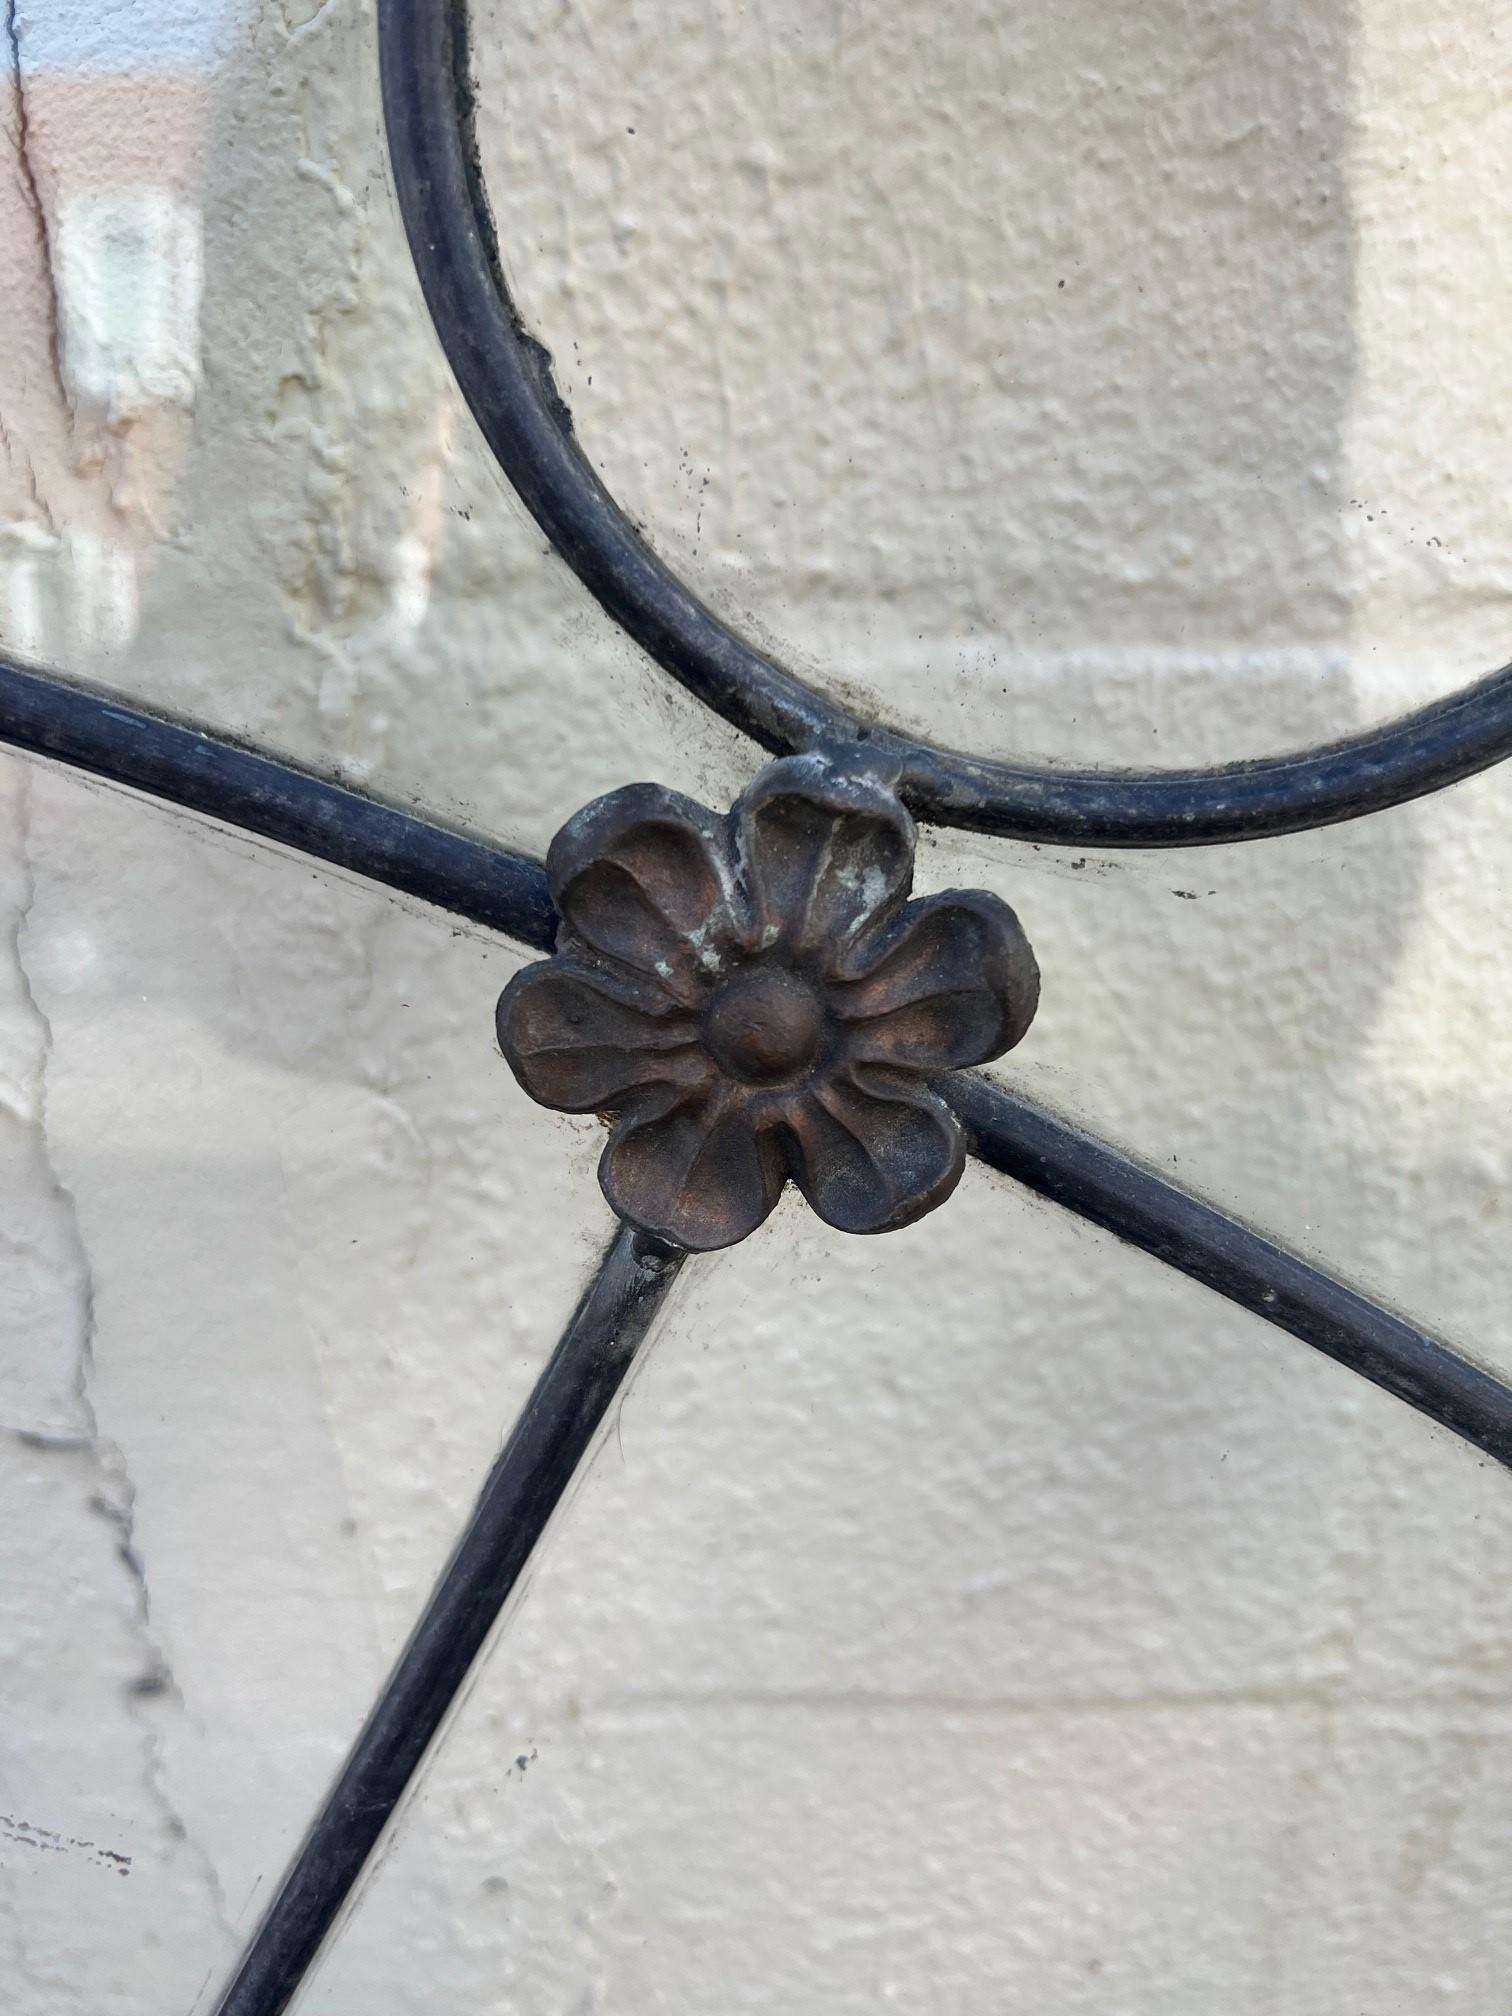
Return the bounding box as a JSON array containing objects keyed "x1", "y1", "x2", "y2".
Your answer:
[{"x1": 497, "y1": 753, "x2": 1040, "y2": 1249}]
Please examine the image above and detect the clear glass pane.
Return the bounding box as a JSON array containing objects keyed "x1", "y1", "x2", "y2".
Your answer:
[
  {"x1": 4, "y1": 0, "x2": 1512, "y2": 2010},
  {"x1": 0, "y1": 749, "x2": 613, "y2": 2012},
  {"x1": 924, "y1": 749, "x2": 1512, "y2": 1375},
  {"x1": 303, "y1": 1171, "x2": 1512, "y2": 2013},
  {"x1": 477, "y1": 0, "x2": 1512, "y2": 759},
  {"x1": 5, "y1": 0, "x2": 1508, "y2": 812}
]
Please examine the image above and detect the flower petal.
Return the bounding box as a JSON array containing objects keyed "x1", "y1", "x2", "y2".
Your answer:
[
  {"x1": 830, "y1": 891, "x2": 1039, "y2": 1071},
  {"x1": 734, "y1": 754, "x2": 915, "y2": 965},
  {"x1": 599, "y1": 1085, "x2": 785, "y2": 1250},
  {"x1": 781, "y1": 1070, "x2": 964, "y2": 1234},
  {"x1": 496, "y1": 959, "x2": 712, "y2": 1113},
  {"x1": 548, "y1": 784, "x2": 746, "y2": 1005}
]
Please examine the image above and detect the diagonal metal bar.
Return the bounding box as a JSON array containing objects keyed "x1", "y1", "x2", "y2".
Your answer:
[
  {"x1": 0, "y1": 652, "x2": 556, "y2": 950},
  {"x1": 211, "y1": 1222, "x2": 685, "y2": 2016},
  {"x1": 946, "y1": 1071, "x2": 1512, "y2": 1468},
  {"x1": 6, "y1": 651, "x2": 1507, "y2": 1465}
]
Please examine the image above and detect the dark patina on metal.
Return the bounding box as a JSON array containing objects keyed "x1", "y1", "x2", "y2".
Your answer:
[{"x1": 497, "y1": 752, "x2": 1040, "y2": 1249}]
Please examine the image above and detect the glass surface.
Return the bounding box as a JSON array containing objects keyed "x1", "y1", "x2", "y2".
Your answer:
[
  {"x1": 0, "y1": 0, "x2": 750, "y2": 857},
  {"x1": 924, "y1": 744, "x2": 1512, "y2": 1377},
  {"x1": 0, "y1": 750, "x2": 614, "y2": 2013},
  {"x1": 302, "y1": 1174, "x2": 1512, "y2": 2013},
  {"x1": 3, "y1": 1, "x2": 1511, "y2": 2010},
  {"x1": 478, "y1": 0, "x2": 1512, "y2": 761},
  {"x1": 3, "y1": 0, "x2": 1508, "y2": 816},
  {"x1": 9, "y1": 0, "x2": 1509, "y2": 1378}
]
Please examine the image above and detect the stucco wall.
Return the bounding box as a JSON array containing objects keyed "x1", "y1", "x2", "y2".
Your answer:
[{"x1": 2, "y1": 1, "x2": 1511, "y2": 2011}]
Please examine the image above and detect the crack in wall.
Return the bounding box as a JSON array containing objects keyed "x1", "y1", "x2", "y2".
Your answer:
[
  {"x1": 8, "y1": 768, "x2": 235, "y2": 1943},
  {"x1": 3, "y1": 0, "x2": 68, "y2": 413}
]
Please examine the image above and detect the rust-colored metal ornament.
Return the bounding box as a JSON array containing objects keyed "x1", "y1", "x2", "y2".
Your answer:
[{"x1": 496, "y1": 753, "x2": 1039, "y2": 1250}]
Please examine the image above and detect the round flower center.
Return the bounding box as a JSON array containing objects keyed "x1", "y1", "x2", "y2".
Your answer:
[{"x1": 703, "y1": 967, "x2": 825, "y2": 1084}]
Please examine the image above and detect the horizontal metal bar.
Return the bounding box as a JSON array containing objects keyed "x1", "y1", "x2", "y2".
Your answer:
[
  {"x1": 379, "y1": 0, "x2": 1512, "y2": 849},
  {"x1": 946, "y1": 1071, "x2": 1512, "y2": 1468},
  {"x1": 211, "y1": 1222, "x2": 686, "y2": 2016},
  {"x1": 0, "y1": 653, "x2": 556, "y2": 951}
]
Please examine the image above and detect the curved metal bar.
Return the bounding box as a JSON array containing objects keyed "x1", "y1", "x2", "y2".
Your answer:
[
  {"x1": 212, "y1": 1222, "x2": 686, "y2": 2016},
  {"x1": 0, "y1": 653, "x2": 557, "y2": 951},
  {"x1": 946, "y1": 1072, "x2": 1512, "y2": 1468},
  {"x1": 378, "y1": 0, "x2": 1512, "y2": 849}
]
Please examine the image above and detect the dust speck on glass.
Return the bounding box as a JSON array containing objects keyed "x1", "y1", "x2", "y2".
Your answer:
[{"x1": 0, "y1": 0, "x2": 1509, "y2": 2011}]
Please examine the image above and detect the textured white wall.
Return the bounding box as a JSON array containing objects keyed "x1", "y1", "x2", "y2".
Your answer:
[{"x1": 2, "y1": 1, "x2": 1511, "y2": 2011}]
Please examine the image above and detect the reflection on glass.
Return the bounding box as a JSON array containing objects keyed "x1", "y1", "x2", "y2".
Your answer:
[
  {"x1": 0, "y1": 3, "x2": 241, "y2": 663},
  {"x1": 1, "y1": 0, "x2": 745, "y2": 854},
  {"x1": 3, "y1": 0, "x2": 1510, "y2": 2011}
]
